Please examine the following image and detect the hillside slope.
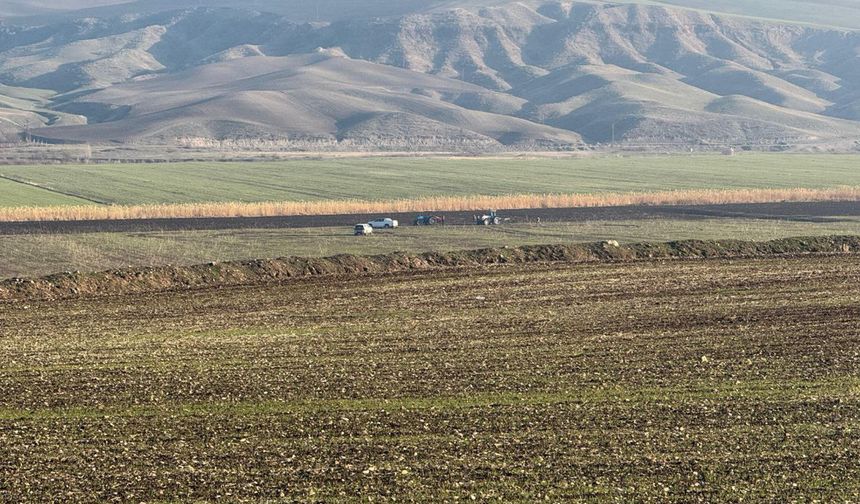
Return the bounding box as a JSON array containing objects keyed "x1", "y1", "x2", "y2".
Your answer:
[
  {"x1": 2, "y1": 1, "x2": 860, "y2": 149},
  {"x1": 649, "y1": 0, "x2": 860, "y2": 30},
  {"x1": 6, "y1": 0, "x2": 860, "y2": 30},
  {"x1": 0, "y1": 0, "x2": 461, "y2": 21},
  {"x1": 0, "y1": 84, "x2": 85, "y2": 142},
  {"x1": 36, "y1": 52, "x2": 581, "y2": 148}
]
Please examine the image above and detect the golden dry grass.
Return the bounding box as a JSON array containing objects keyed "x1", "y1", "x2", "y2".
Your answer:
[{"x1": 2, "y1": 186, "x2": 860, "y2": 222}]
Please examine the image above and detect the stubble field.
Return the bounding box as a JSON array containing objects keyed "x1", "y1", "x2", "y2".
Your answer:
[{"x1": 2, "y1": 253, "x2": 859, "y2": 501}]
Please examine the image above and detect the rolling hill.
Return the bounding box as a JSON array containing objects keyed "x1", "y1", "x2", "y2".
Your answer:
[
  {"x1": 0, "y1": 84, "x2": 85, "y2": 143},
  {"x1": 36, "y1": 52, "x2": 581, "y2": 148},
  {"x1": 1, "y1": 1, "x2": 859, "y2": 150}
]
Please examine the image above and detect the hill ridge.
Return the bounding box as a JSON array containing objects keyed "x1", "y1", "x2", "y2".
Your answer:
[{"x1": 1, "y1": 1, "x2": 859, "y2": 149}]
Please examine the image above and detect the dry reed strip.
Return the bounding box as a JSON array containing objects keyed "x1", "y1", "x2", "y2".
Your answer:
[{"x1": 2, "y1": 186, "x2": 860, "y2": 223}]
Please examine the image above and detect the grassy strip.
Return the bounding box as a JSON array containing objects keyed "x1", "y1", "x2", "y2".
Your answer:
[
  {"x1": 2, "y1": 378, "x2": 857, "y2": 421},
  {"x1": 4, "y1": 218, "x2": 860, "y2": 280},
  {"x1": 2, "y1": 186, "x2": 860, "y2": 222}
]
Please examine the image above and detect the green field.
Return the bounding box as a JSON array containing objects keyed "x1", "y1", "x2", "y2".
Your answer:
[
  {"x1": 0, "y1": 177, "x2": 92, "y2": 206},
  {"x1": 4, "y1": 216, "x2": 860, "y2": 279},
  {"x1": 3, "y1": 154, "x2": 860, "y2": 207}
]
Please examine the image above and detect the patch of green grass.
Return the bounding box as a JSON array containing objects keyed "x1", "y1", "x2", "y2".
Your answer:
[
  {"x1": 3, "y1": 153, "x2": 860, "y2": 207},
  {"x1": 0, "y1": 177, "x2": 93, "y2": 206}
]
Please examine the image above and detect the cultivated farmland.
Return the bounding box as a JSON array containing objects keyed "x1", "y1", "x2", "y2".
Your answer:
[
  {"x1": 0, "y1": 176, "x2": 91, "y2": 207},
  {"x1": 3, "y1": 154, "x2": 860, "y2": 208},
  {"x1": 1, "y1": 248, "x2": 859, "y2": 501}
]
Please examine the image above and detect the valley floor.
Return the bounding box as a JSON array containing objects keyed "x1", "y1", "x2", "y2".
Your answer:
[{"x1": 1, "y1": 254, "x2": 859, "y2": 500}]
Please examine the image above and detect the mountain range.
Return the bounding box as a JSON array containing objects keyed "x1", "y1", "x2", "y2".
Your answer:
[{"x1": 1, "y1": 0, "x2": 859, "y2": 150}]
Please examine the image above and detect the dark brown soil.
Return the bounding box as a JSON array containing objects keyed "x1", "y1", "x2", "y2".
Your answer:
[{"x1": 2, "y1": 251, "x2": 859, "y2": 502}]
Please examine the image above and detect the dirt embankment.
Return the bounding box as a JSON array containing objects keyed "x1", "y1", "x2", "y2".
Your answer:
[{"x1": 2, "y1": 236, "x2": 859, "y2": 302}]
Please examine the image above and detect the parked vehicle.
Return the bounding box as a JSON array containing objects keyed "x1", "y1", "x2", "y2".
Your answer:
[
  {"x1": 368, "y1": 218, "x2": 399, "y2": 229},
  {"x1": 354, "y1": 223, "x2": 373, "y2": 236},
  {"x1": 414, "y1": 215, "x2": 445, "y2": 226},
  {"x1": 475, "y1": 210, "x2": 501, "y2": 225}
]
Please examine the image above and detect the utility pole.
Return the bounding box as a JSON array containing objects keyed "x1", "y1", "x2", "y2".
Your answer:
[{"x1": 611, "y1": 122, "x2": 616, "y2": 145}]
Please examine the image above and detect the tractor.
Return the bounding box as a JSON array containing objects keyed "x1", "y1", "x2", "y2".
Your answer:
[
  {"x1": 475, "y1": 210, "x2": 501, "y2": 226},
  {"x1": 414, "y1": 214, "x2": 445, "y2": 226}
]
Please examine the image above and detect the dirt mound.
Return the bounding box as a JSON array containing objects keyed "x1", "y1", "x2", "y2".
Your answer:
[{"x1": 2, "y1": 236, "x2": 858, "y2": 302}]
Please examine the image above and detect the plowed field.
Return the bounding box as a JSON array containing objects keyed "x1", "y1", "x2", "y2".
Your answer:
[{"x1": 2, "y1": 255, "x2": 859, "y2": 501}]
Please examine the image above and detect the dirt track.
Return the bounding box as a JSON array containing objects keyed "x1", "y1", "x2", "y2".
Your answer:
[{"x1": 2, "y1": 201, "x2": 858, "y2": 235}]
